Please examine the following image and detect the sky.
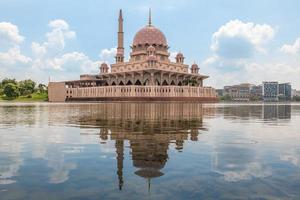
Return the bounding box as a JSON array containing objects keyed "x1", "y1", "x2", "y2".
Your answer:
[{"x1": 0, "y1": 0, "x2": 300, "y2": 89}]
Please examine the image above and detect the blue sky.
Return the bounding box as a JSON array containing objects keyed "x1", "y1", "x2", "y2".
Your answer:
[{"x1": 1, "y1": 0, "x2": 300, "y2": 89}]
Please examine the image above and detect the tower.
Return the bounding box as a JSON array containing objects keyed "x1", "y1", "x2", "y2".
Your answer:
[
  {"x1": 148, "y1": 8, "x2": 152, "y2": 26},
  {"x1": 116, "y1": 9, "x2": 124, "y2": 63}
]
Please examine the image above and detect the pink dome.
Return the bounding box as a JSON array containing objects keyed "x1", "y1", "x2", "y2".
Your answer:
[
  {"x1": 191, "y1": 63, "x2": 198, "y2": 69},
  {"x1": 176, "y1": 52, "x2": 184, "y2": 58},
  {"x1": 133, "y1": 25, "x2": 167, "y2": 46},
  {"x1": 100, "y1": 63, "x2": 108, "y2": 69}
]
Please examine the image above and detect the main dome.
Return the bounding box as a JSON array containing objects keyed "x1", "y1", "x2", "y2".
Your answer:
[{"x1": 133, "y1": 25, "x2": 167, "y2": 47}]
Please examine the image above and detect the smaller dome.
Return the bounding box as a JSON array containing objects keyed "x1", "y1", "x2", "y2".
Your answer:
[
  {"x1": 147, "y1": 45, "x2": 156, "y2": 52},
  {"x1": 100, "y1": 62, "x2": 109, "y2": 69},
  {"x1": 191, "y1": 63, "x2": 198, "y2": 69},
  {"x1": 148, "y1": 55, "x2": 157, "y2": 61},
  {"x1": 176, "y1": 52, "x2": 183, "y2": 58}
]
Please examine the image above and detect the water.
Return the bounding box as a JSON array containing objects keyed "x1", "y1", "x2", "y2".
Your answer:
[{"x1": 0, "y1": 103, "x2": 300, "y2": 200}]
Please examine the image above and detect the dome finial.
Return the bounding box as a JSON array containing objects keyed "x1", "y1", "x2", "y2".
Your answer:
[{"x1": 148, "y1": 8, "x2": 152, "y2": 26}]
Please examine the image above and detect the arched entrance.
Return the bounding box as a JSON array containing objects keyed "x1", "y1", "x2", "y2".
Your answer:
[
  {"x1": 162, "y1": 80, "x2": 169, "y2": 86},
  {"x1": 135, "y1": 79, "x2": 142, "y2": 85},
  {"x1": 126, "y1": 80, "x2": 132, "y2": 85}
]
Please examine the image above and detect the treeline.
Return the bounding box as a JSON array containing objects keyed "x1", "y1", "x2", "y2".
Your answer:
[{"x1": 0, "y1": 78, "x2": 47, "y2": 100}]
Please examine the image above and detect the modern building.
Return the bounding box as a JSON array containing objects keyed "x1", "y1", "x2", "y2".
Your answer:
[
  {"x1": 250, "y1": 85, "x2": 262, "y2": 100},
  {"x1": 262, "y1": 82, "x2": 279, "y2": 102},
  {"x1": 215, "y1": 89, "x2": 224, "y2": 97},
  {"x1": 278, "y1": 83, "x2": 292, "y2": 101},
  {"x1": 48, "y1": 9, "x2": 217, "y2": 102}
]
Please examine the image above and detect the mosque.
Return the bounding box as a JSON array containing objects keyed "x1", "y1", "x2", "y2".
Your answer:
[{"x1": 48, "y1": 9, "x2": 217, "y2": 102}]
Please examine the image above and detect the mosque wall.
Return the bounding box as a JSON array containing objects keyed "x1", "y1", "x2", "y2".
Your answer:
[{"x1": 64, "y1": 85, "x2": 216, "y2": 102}]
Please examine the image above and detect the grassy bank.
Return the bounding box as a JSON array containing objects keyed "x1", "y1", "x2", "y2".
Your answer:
[{"x1": 0, "y1": 93, "x2": 48, "y2": 102}]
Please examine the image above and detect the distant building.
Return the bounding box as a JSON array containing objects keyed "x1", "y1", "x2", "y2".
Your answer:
[
  {"x1": 223, "y1": 83, "x2": 251, "y2": 101},
  {"x1": 278, "y1": 83, "x2": 292, "y2": 101},
  {"x1": 216, "y1": 89, "x2": 224, "y2": 97},
  {"x1": 263, "y1": 82, "x2": 279, "y2": 102},
  {"x1": 250, "y1": 85, "x2": 262, "y2": 100},
  {"x1": 292, "y1": 89, "x2": 300, "y2": 96}
]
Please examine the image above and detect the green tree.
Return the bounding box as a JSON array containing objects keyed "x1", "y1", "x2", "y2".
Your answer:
[
  {"x1": 19, "y1": 79, "x2": 36, "y2": 95},
  {"x1": 3, "y1": 83, "x2": 20, "y2": 99},
  {"x1": 183, "y1": 78, "x2": 198, "y2": 86},
  {"x1": 220, "y1": 94, "x2": 232, "y2": 101},
  {"x1": 1, "y1": 78, "x2": 17, "y2": 86},
  {"x1": 37, "y1": 84, "x2": 47, "y2": 93},
  {"x1": 293, "y1": 96, "x2": 300, "y2": 101}
]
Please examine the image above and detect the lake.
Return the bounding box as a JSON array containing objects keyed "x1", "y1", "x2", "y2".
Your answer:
[{"x1": 0, "y1": 102, "x2": 300, "y2": 200}]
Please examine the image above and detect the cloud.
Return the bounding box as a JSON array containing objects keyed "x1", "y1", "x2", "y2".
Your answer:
[
  {"x1": 0, "y1": 22, "x2": 31, "y2": 76},
  {"x1": 280, "y1": 37, "x2": 300, "y2": 55},
  {"x1": 169, "y1": 51, "x2": 178, "y2": 62},
  {"x1": 202, "y1": 20, "x2": 300, "y2": 89},
  {"x1": 0, "y1": 22, "x2": 24, "y2": 50},
  {"x1": 31, "y1": 42, "x2": 47, "y2": 57},
  {"x1": 28, "y1": 20, "x2": 102, "y2": 81},
  {"x1": 32, "y1": 19, "x2": 76, "y2": 57},
  {"x1": 99, "y1": 47, "x2": 116, "y2": 63},
  {"x1": 51, "y1": 51, "x2": 100, "y2": 73},
  {"x1": 211, "y1": 20, "x2": 275, "y2": 58},
  {"x1": 0, "y1": 47, "x2": 31, "y2": 66},
  {"x1": 280, "y1": 149, "x2": 300, "y2": 167},
  {"x1": 221, "y1": 162, "x2": 272, "y2": 182},
  {"x1": 0, "y1": 20, "x2": 103, "y2": 82}
]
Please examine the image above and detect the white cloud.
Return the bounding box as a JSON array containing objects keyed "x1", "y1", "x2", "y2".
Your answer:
[
  {"x1": 0, "y1": 22, "x2": 24, "y2": 50},
  {"x1": 281, "y1": 149, "x2": 300, "y2": 167},
  {"x1": 0, "y1": 22, "x2": 31, "y2": 72},
  {"x1": 31, "y1": 19, "x2": 76, "y2": 58},
  {"x1": 0, "y1": 20, "x2": 103, "y2": 82},
  {"x1": 211, "y1": 20, "x2": 275, "y2": 58},
  {"x1": 31, "y1": 42, "x2": 47, "y2": 57},
  {"x1": 170, "y1": 51, "x2": 178, "y2": 62},
  {"x1": 202, "y1": 20, "x2": 300, "y2": 89},
  {"x1": 28, "y1": 19, "x2": 103, "y2": 81},
  {"x1": 99, "y1": 47, "x2": 116, "y2": 63},
  {"x1": 51, "y1": 51, "x2": 100, "y2": 73},
  {"x1": 280, "y1": 37, "x2": 300, "y2": 55},
  {"x1": 0, "y1": 47, "x2": 31, "y2": 65},
  {"x1": 221, "y1": 162, "x2": 272, "y2": 182}
]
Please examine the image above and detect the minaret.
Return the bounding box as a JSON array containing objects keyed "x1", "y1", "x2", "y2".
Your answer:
[
  {"x1": 148, "y1": 8, "x2": 152, "y2": 26},
  {"x1": 116, "y1": 9, "x2": 124, "y2": 63},
  {"x1": 116, "y1": 139, "x2": 124, "y2": 190}
]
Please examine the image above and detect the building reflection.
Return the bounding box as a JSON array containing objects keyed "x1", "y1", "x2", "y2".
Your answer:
[
  {"x1": 78, "y1": 103, "x2": 214, "y2": 190},
  {"x1": 222, "y1": 104, "x2": 291, "y2": 120}
]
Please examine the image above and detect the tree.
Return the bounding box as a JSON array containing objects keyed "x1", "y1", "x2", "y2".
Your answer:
[
  {"x1": 220, "y1": 94, "x2": 232, "y2": 101},
  {"x1": 3, "y1": 83, "x2": 20, "y2": 99},
  {"x1": 183, "y1": 78, "x2": 198, "y2": 86},
  {"x1": 19, "y1": 79, "x2": 36, "y2": 95},
  {"x1": 293, "y1": 96, "x2": 300, "y2": 101},
  {"x1": 1, "y1": 78, "x2": 17, "y2": 85},
  {"x1": 37, "y1": 84, "x2": 47, "y2": 93}
]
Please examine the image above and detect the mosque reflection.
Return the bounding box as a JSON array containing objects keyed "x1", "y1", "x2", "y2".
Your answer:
[
  {"x1": 78, "y1": 103, "x2": 214, "y2": 190},
  {"x1": 74, "y1": 103, "x2": 292, "y2": 190}
]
